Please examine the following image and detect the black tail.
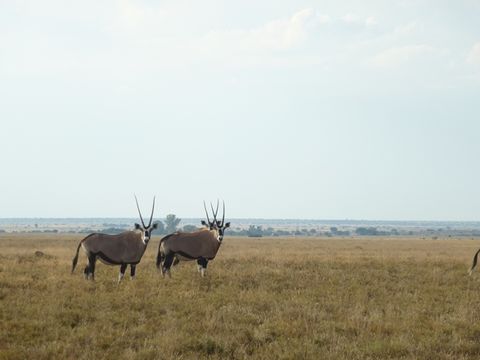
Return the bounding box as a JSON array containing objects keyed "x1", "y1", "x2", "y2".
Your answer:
[
  {"x1": 469, "y1": 248, "x2": 480, "y2": 275},
  {"x1": 156, "y1": 233, "x2": 175, "y2": 269},
  {"x1": 71, "y1": 241, "x2": 83, "y2": 274}
]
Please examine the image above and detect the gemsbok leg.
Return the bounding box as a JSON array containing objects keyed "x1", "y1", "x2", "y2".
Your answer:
[
  {"x1": 162, "y1": 253, "x2": 175, "y2": 278},
  {"x1": 197, "y1": 258, "x2": 208, "y2": 277},
  {"x1": 118, "y1": 264, "x2": 127, "y2": 284},
  {"x1": 86, "y1": 253, "x2": 96, "y2": 280},
  {"x1": 130, "y1": 265, "x2": 136, "y2": 280}
]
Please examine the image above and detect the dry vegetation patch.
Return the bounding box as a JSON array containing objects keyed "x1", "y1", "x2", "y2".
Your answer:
[{"x1": 1, "y1": 234, "x2": 480, "y2": 359}]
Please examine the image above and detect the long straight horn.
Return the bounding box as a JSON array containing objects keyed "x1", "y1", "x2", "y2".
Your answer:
[
  {"x1": 203, "y1": 201, "x2": 211, "y2": 224},
  {"x1": 147, "y1": 196, "x2": 156, "y2": 227},
  {"x1": 211, "y1": 199, "x2": 219, "y2": 218},
  {"x1": 221, "y1": 200, "x2": 225, "y2": 226},
  {"x1": 210, "y1": 200, "x2": 219, "y2": 223},
  {"x1": 134, "y1": 195, "x2": 146, "y2": 228}
]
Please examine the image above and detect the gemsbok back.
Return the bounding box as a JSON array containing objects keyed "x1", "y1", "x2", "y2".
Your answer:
[
  {"x1": 71, "y1": 196, "x2": 158, "y2": 283},
  {"x1": 156, "y1": 201, "x2": 230, "y2": 277}
]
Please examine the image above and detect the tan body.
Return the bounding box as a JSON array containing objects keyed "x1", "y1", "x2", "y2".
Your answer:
[
  {"x1": 81, "y1": 231, "x2": 147, "y2": 265},
  {"x1": 72, "y1": 228, "x2": 155, "y2": 281},
  {"x1": 161, "y1": 229, "x2": 220, "y2": 260},
  {"x1": 156, "y1": 229, "x2": 222, "y2": 277}
]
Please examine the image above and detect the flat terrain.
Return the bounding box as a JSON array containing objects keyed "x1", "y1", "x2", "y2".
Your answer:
[{"x1": 1, "y1": 234, "x2": 480, "y2": 359}]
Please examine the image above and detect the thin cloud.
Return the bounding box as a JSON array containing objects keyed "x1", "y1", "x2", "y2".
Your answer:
[
  {"x1": 199, "y1": 8, "x2": 320, "y2": 53},
  {"x1": 467, "y1": 42, "x2": 480, "y2": 64},
  {"x1": 370, "y1": 44, "x2": 435, "y2": 68},
  {"x1": 341, "y1": 13, "x2": 377, "y2": 27},
  {"x1": 365, "y1": 16, "x2": 378, "y2": 27}
]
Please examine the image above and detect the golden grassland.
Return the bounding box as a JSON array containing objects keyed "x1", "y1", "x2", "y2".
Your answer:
[{"x1": 2, "y1": 234, "x2": 480, "y2": 359}]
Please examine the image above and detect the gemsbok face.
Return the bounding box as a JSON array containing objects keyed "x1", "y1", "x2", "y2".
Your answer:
[
  {"x1": 71, "y1": 196, "x2": 158, "y2": 283},
  {"x1": 157, "y1": 200, "x2": 230, "y2": 277}
]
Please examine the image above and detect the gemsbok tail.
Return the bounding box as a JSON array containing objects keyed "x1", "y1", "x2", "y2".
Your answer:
[
  {"x1": 156, "y1": 234, "x2": 174, "y2": 269},
  {"x1": 71, "y1": 241, "x2": 83, "y2": 274},
  {"x1": 156, "y1": 251, "x2": 165, "y2": 270},
  {"x1": 469, "y1": 248, "x2": 480, "y2": 275}
]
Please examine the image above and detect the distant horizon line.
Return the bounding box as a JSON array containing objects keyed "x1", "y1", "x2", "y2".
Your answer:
[{"x1": 0, "y1": 217, "x2": 479, "y2": 224}]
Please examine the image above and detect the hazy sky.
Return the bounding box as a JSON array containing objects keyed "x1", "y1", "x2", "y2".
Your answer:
[{"x1": 1, "y1": 0, "x2": 480, "y2": 220}]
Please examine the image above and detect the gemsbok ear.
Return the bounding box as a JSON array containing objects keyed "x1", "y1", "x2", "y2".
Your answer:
[
  {"x1": 134, "y1": 223, "x2": 141, "y2": 230},
  {"x1": 224, "y1": 222, "x2": 231, "y2": 228},
  {"x1": 152, "y1": 223, "x2": 158, "y2": 230},
  {"x1": 201, "y1": 220, "x2": 208, "y2": 226}
]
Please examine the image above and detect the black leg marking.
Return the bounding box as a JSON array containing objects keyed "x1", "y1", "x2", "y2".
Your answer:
[
  {"x1": 130, "y1": 265, "x2": 136, "y2": 279},
  {"x1": 118, "y1": 264, "x2": 127, "y2": 284},
  {"x1": 162, "y1": 253, "x2": 175, "y2": 278},
  {"x1": 87, "y1": 254, "x2": 96, "y2": 280},
  {"x1": 198, "y1": 258, "x2": 208, "y2": 277}
]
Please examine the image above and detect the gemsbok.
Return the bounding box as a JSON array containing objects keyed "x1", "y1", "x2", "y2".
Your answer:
[
  {"x1": 469, "y1": 249, "x2": 480, "y2": 275},
  {"x1": 71, "y1": 196, "x2": 158, "y2": 282},
  {"x1": 156, "y1": 201, "x2": 230, "y2": 277}
]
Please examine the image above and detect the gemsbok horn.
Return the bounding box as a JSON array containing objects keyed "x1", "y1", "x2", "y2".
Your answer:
[
  {"x1": 156, "y1": 200, "x2": 230, "y2": 277},
  {"x1": 71, "y1": 196, "x2": 158, "y2": 283}
]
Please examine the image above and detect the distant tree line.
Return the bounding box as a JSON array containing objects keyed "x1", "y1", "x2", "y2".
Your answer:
[
  {"x1": 224, "y1": 226, "x2": 352, "y2": 237},
  {"x1": 78, "y1": 214, "x2": 184, "y2": 235},
  {"x1": 6, "y1": 219, "x2": 480, "y2": 239},
  {"x1": 92, "y1": 223, "x2": 398, "y2": 238}
]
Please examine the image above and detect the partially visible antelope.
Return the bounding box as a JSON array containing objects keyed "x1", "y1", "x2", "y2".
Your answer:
[
  {"x1": 469, "y1": 249, "x2": 480, "y2": 275},
  {"x1": 157, "y1": 201, "x2": 230, "y2": 277},
  {"x1": 71, "y1": 196, "x2": 158, "y2": 283}
]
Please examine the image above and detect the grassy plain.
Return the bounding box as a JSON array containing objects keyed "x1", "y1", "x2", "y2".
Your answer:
[{"x1": 1, "y1": 234, "x2": 480, "y2": 359}]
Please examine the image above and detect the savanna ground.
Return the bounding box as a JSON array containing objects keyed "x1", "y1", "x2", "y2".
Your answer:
[{"x1": 1, "y1": 234, "x2": 480, "y2": 359}]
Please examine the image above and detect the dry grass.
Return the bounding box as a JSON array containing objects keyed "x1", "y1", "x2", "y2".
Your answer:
[{"x1": 1, "y1": 234, "x2": 480, "y2": 359}]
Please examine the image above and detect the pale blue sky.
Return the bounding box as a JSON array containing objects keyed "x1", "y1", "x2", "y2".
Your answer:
[{"x1": 1, "y1": 1, "x2": 479, "y2": 220}]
